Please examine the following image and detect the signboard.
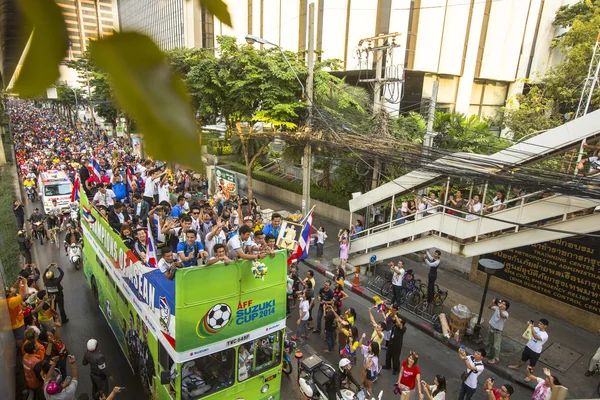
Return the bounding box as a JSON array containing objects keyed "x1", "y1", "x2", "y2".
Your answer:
[
  {"x1": 276, "y1": 220, "x2": 304, "y2": 251},
  {"x1": 216, "y1": 166, "x2": 237, "y2": 195},
  {"x1": 481, "y1": 235, "x2": 600, "y2": 316},
  {"x1": 131, "y1": 135, "x2": 142, "y2": 158}
]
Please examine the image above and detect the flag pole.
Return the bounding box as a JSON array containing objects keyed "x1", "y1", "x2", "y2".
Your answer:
[{"x1": 300, "y1": 205, "x2": 316, "y2": 226}]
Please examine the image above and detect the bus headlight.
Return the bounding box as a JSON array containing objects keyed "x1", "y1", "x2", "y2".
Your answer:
[{"x1": 260, "y1": 384, "x2": 269, "y2": 393}]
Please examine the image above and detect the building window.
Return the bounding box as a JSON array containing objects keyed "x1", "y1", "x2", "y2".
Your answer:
[{"x1": 201, "y1": 5, "x2": 214, "y2": 49}]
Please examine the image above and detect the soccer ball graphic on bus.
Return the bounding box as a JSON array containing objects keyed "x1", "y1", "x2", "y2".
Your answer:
[{"x1": 197, "y1": 303, "x2": 233, "y2": 338}]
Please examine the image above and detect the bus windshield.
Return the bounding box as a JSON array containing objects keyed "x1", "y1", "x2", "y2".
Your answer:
[
  {"x1": 181, "y1": 348, "x2": 235, "y2": 399},
  {"x1": 44, "y1": 183, "x2": 71, "y2": 196},
  {"x1": 238, "y1": 332, "x2": 282, "y2": 382}
]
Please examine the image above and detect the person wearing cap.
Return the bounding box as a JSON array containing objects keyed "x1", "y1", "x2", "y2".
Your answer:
[
  {"x1": 83, "y1": 339, "x2": 115, "y2": 400},
  {"x1": 484, "y1": 378, "x2": 514, "y2": 399},
  {"x1": 42, "y1": 353, "x2": 78, "y2": 399},
  {"x1": 43, "y1": 263, "x2": 68, "y2": 324}
]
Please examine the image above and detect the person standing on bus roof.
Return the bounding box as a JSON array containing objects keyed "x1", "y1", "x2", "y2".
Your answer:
[{"x1": 83, "y1": 339, "x2": 115, "y2": 400}]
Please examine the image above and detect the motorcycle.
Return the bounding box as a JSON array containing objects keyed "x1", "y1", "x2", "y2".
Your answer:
[
  {"x1": 282, "y1": 335, "x2": 296, "y2": 376},
  {"x1": 67, "y1": 242, "x2": 82, "y2": 270},
  {"x1": 296, "y1": 354, "x2": 383, "y2": 400},
  {"x1": 64, "y1": 202, "x2": 79, "y2": 229},
  {"x1": 32, "y1": 220, "x2": 45, "y2": 245},
  {"x1": 26, "y1": 186, "x2": 35, "y2": 201}
]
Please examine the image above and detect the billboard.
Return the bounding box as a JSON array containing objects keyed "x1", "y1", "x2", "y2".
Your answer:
[
  {"x1": 215, "y1": 166, "x2": 237, "y2": 195},
  {"x1": 481, "y1": 235, "x2": 600, "y2": 316}
]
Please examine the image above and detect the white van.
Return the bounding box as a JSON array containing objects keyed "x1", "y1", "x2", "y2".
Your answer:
[{"x1": 38, "y1": 170, "x2": 73, "y2": 213}]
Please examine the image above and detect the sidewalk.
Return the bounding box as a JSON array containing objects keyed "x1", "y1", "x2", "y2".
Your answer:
[{"x1": 254, "y1": 193, "x2": 600, "y2": 399}]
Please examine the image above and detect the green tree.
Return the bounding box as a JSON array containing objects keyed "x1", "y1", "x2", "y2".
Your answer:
[
  {"x1": 66, "y1": 52, "x2": 119, "y2": 132},
  {"x1": 497, "y1": 0, "x2": 600, "y2": 139},
  {"x1": 433, "y1": 112, "x2": 510, "y2": 154},
  {"x1": 186, "y1": 36, "x2": 306, "y2": 204}
]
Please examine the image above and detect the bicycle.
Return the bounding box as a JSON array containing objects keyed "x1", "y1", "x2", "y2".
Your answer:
[
  {"x1": 381, "y1": 269, "x2": 420, "y2": 306},
  {"x1": 406, "y1": 283, "x2": 448, "y2": 314}
]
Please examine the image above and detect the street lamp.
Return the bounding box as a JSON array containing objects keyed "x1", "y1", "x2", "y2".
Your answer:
[
  {"x1": 245, "y1": 35, "x2": 306, "y2": 96},
  {"x1": 473, "y1": 258, "x2": 505, "y2": 339},
  {"x1": 245, "y1": 33, "x2": 313, "y2": 216}
]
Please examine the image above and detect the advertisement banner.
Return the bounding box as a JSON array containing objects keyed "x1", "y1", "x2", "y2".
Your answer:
[
  {"x1": 175, "y1": 252, "x2": 288, "y2": 353},
  {"x1": 80, "y1": 195, "x2": 177, "y2": 352},
  {"x1": 216, "y1": 166, "x2": 237, "y2": 195},
  {"x1": 481, "y1": 235, "x2": 600, "y2": 316}
]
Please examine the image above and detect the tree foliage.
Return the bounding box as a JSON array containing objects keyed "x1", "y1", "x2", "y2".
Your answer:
[{"x1": 497, "y1": 0, "x2": 600, "y2": 140}]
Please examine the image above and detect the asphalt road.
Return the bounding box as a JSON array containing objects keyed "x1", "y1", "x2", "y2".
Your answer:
[
  {"x1": 24, "y1": 196, "x2": 146, "y2": 399},
  {"x1": 284, "y1": 262, "x2": 532, "y2": 400}
]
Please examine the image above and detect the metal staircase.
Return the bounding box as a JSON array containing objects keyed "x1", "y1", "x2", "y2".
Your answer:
[
  {"x1": 347, "y1": 109, "x2": 600, "y2": 265},
  {"x1": 349, "y1": 191, "x2": 600, "y2": 265}
]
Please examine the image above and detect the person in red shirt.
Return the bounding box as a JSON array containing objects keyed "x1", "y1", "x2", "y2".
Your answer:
[
  {"x1": 483, "y1": 378, "x2": 513, "y2": 399},
  {"x1": 397, "y1": 351, "x2": 422, "y2": 399}
]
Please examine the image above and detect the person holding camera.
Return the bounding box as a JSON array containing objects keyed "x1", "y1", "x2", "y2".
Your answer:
[
  {"x1": 457, "y1": 347, "x2": 486, "y2": 400},
  {"x1": 485, "y1": 298, "x2": 510, "y2": 364},
  {"x1": 483, "y1": 378, "x2": 514, "y2": 399},
  {"x1": 508, "y1": 318, "x2": 549, "y2": 381},
  {"x1": 383, "y1": 311, "x2": 406, "y2": 375}
]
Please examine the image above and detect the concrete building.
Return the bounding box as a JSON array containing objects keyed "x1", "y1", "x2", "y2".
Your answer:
[
  {"x1": 57, "y1": 0, "x2": 119, "y2": 59},
  {"x1": 56, "y1": 0, "x2": 120, "y2": 86},
  {"x1": 116, "y1": 0, "x2": 576, "y2": 117}
]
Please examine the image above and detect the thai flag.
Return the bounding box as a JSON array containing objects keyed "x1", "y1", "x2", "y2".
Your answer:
[
  {"x1": 82, "y1": 206, "x2": 96, "y2": 224},
  {"x1": 71, "y1": 175, "x2": 80, "y2": 202},
  {"x1": 126, "y1": 167, "x2": 134, "y2": 193},
  {"x1": 88, "y1": 156, "x2": 101, "y2": 181},
  {"x1": 146, "y1": 219, "x2": 158, "y2": 268},
  {"x1": 287, "y1": 210, "x2": 314, "y2": 266},
  {"x1": 107, "y1": 140, "x2": 116, "y2": 148}
]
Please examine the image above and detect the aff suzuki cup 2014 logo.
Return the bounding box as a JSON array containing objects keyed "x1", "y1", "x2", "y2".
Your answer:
[{"x1": 196, "y1": 303, "x2": 233, "y2": 338}]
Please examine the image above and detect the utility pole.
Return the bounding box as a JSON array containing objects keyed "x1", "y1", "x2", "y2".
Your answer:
[
  {"x1": 423, "y1": 80, "x2": 439, "y2": 157},
  {"x1": 357, "y1": 33, "x2": 401, "y2": 190},
  {"x1": 302, "y1": 2, "x2": 315, "y2": 216}
]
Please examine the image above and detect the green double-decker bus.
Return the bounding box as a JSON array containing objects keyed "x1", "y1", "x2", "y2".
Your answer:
[{"x1": 79, "y1": 194, "x2": 286, "y2": 400}]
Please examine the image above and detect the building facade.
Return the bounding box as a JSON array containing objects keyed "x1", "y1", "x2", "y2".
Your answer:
[
  {"x1": 115, "y1": 0, "x2": 577, "y2": 117},
  {"x1": 57, "y1": 0, "x2": 119, "y2": 59}
]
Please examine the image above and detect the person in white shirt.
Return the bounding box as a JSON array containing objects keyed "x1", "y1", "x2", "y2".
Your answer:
[
  {"x1": 291, "y1": 294, "x2": 310, "y2": 340},
  {"x1": 421, "y1": 374, "x2": 447, "y2": 400},
  {"x1": 157, "y1": 248, "x2": 183, "y2": 280},
  {"x1": 316, "y1": 227, "x2": 327, "y2": 261},
  {"x1": 206, "y1": 243, "x2": 231, "y2": 266},
  {"x1": 486, "y1": 191, "x2": 506, "y2": 213},
  {"x1": 157, "y1": 175, "x2": 170, "y2": 204},
  {"x1": 423, "y1": 249, "x2": 441, "y2": 304},
  {"x1": 508, "y1": 318, "x2": 549, "y2": 380},
  {"x1": 426, "y1": 192, "x2": 439, "y2": 215},
  {"x1": 205, "y1": 219, "x2": 227, "y2": 259},
  {"x1": 92, "y1": 184, "x2": 116, "y2": 208},
  {"x1": 226, "y1": 225, "x2": 265, "y2": 261},
  {"x1": 389, "y1": 261, "x2": 406, "y2": 306},
  {"x1": 458, "y1": 348, "x2": 485, "y2": 400},
  {"x1": 143, "y1": 169, "x2": 166, "y2": 206},
  {"x1": 465, "y1": 195, "x2": 482, "y2": 221},
  {"x1": 485, "y1": 298, "x2": 510, "y2": 364}
]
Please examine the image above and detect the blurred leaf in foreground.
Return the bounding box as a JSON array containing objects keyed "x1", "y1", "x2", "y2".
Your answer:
[
  {"x1": 199, "y1": 0, "x2": 232, "y2": 27},
  {"x1": 90, "y1": 32, "x2": 200, "y2": 169},
  {"x1": 13, "y1": 0, "x2": 68, "y2": 96}
]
